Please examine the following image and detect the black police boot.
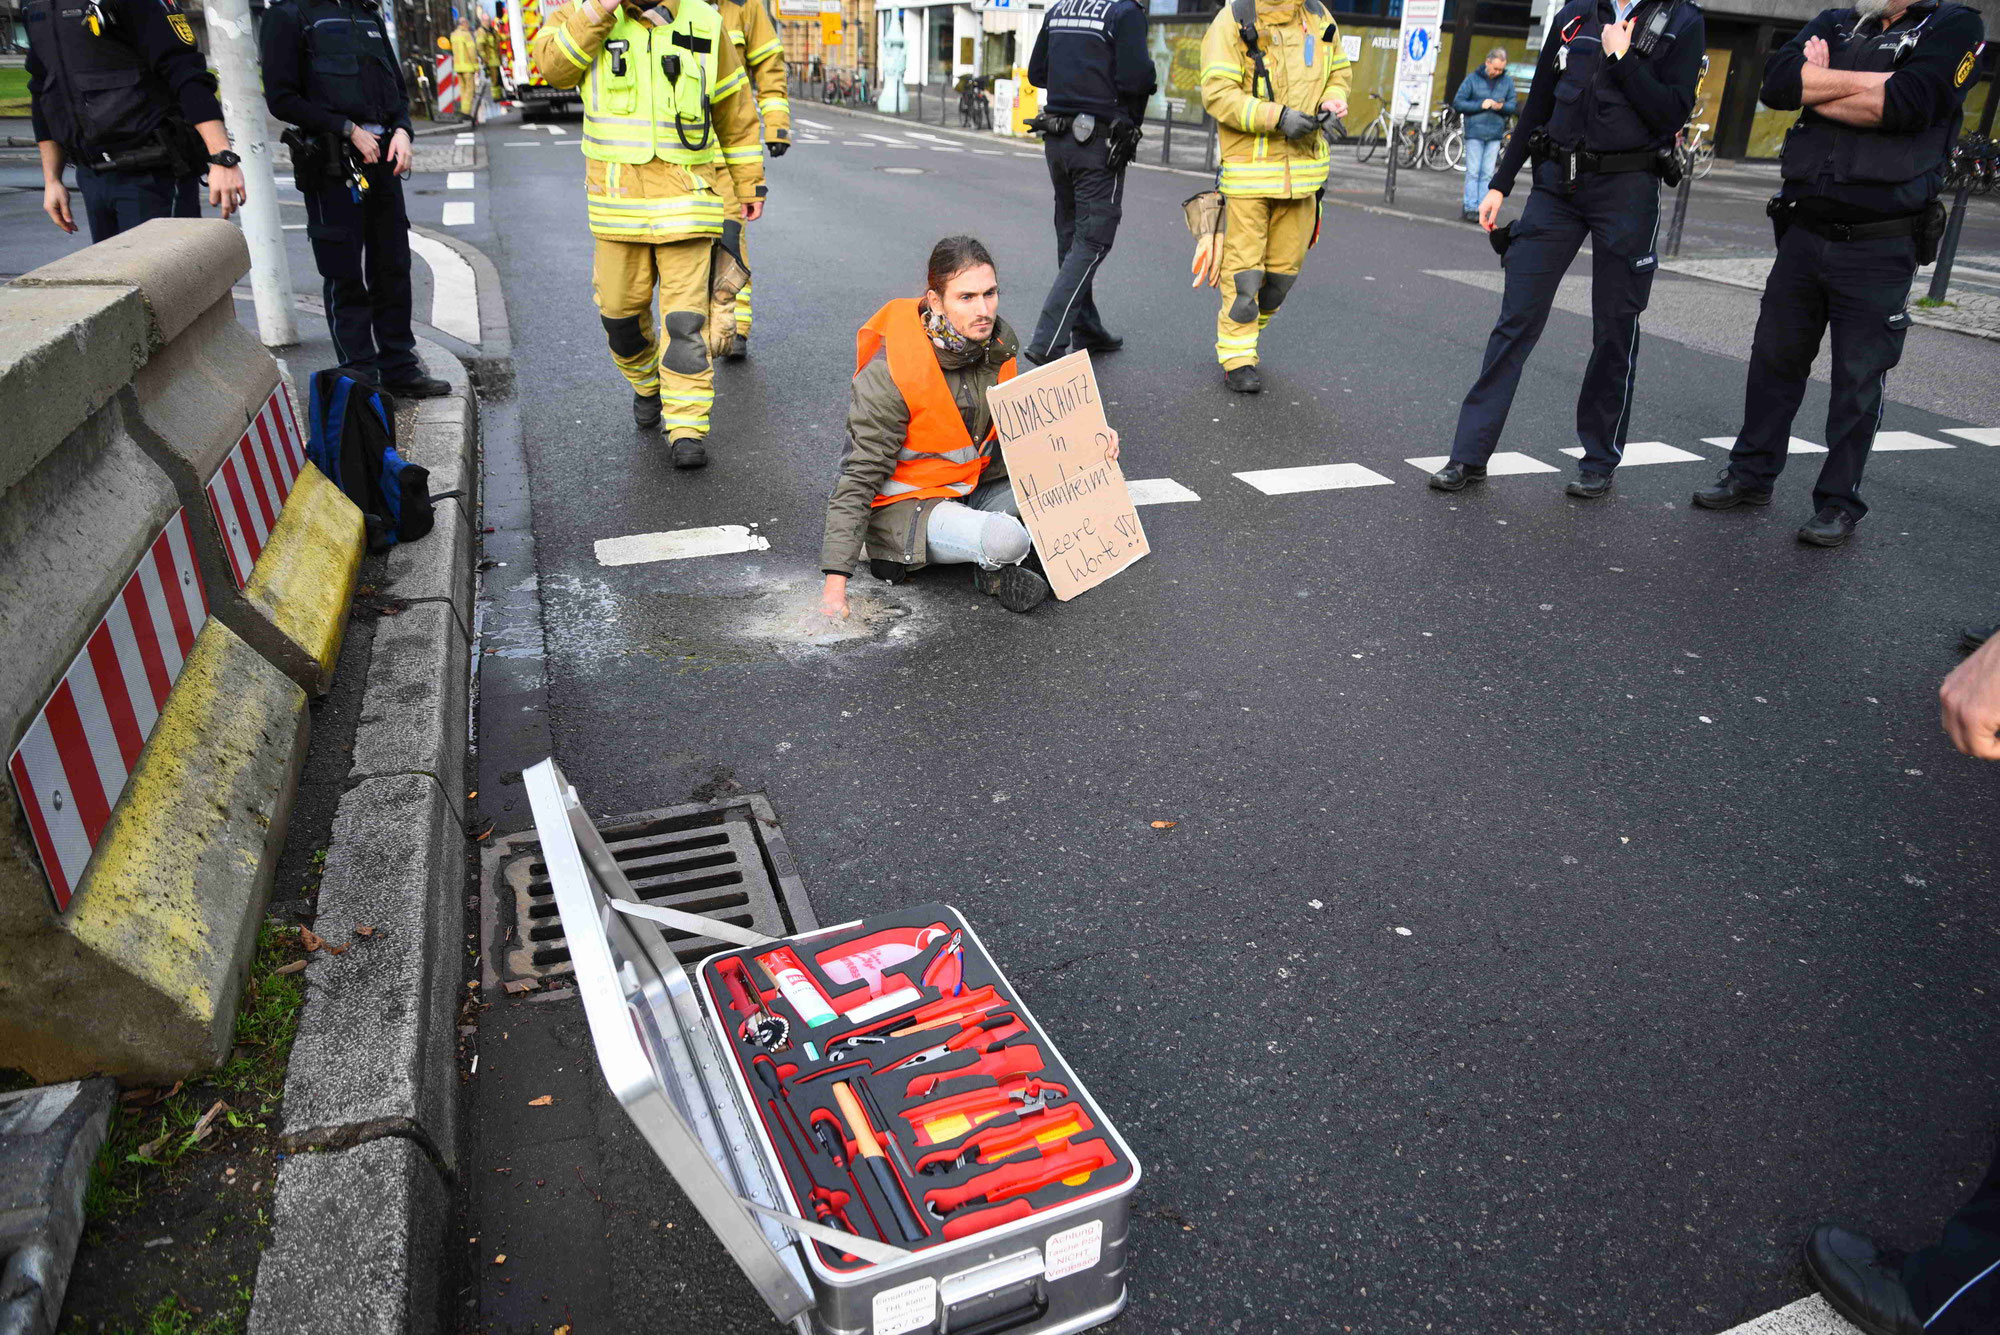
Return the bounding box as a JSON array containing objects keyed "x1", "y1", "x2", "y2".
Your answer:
[
  {"x1": 1069, "y1": 330, "x2": 1124, "y2": 355},
  {"x1": 1224, "y1": 364, "x2": 1263, "y2": 394},
  {"x1": 1692, "y1": 469, "x2": 1772, "y2": 510},
  {"x1": 724, "y1": 334, "x2": 749, "y2": 362},
  {"x1": 1565, "y1": 472, "x2": 1614, "y2": 499},
  {"x1": 1428, "y1": 462, "x2": 1486, "y2": 492},
  {"x1": 1798, "y1": 505, "x2": 1859, "y2": 547},
  {"x1": 385, "y1": 374, "x2": 451, "y2": 399},
  {"x1": 669, "y1": 436, "x2": 709, "y2": 470},
  {"x1": 1961, "y1": 623, "x2": 1995, "y2": 654},
  {"x1": 633, "y1": 392, "x2": 663, "y2": 429},
  {"x1": 1802, "y1": 1225, "x2": 1924, "y2": 1335},
  {"x1": 973, "y1": 563, "x2": 1051, "y2": 614}
]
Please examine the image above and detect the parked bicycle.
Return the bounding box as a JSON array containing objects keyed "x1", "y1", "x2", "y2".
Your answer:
[
  {"x1": 1421, "y1": 105, "x2": 1464, "y2": 171},
  {"x1": 1354, "y1": 92, "x2": 1421, "y2": 169},
  {"x1": 1948, "y1": 132, "x2": 1996, "y2": 196},
  {"x1": 823, "y1": 66, "x2": 870, "y2": 108},
  {"x1": 1673, "y1": 98, "x2": 1716, "y2": 181},
  {"x1": 956, "y1": 74, "x2": 993, "y2": 131}
]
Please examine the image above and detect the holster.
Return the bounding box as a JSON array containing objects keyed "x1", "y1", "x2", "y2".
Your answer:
[
  {"x1": 1106, "y1": 118, "x2": 1142, "y2": 171},
  {"x1": 282, "y1": 126, "x2": 340, "y2": 185},
  {"x1": 1766, "y1": 194, "x2": 1791, "y2": 247},
  {"x1": 1916, "y1": 198, "x2": 1948, "y2": 265}
]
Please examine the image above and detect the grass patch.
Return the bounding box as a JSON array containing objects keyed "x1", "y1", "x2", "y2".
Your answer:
[
  {"x1": 1914, "y1": 296, "x2": 1955, "y2": 309},
  {"x1": 0, "y1": 66, "x2": 31, "y2": 117},
  {"x1": 83, "y1": 1289, "x2": 253, "y2": 1335}
]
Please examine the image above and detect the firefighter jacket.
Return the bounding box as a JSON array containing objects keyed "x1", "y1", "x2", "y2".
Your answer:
[
  {"x1": 450, "y1": 27, "x2": 479, "y2": 80},
  {"x1": 476, "y1": 24, "x2": 501, "y2": 73},
  {"x1": 533, "y1": 0, "x2": 765, "y2": 243},
  {"x1": 718, "y1": 0, "x2": 789, "y2": 143},
  {"x1": 819, "y1": 308, "x2": 1021, "y2": 577},
  {"x1": 1199, "y1": 0, "x2": 1351, "y2": 199},
  {"x1": 26, "y1": 0, "x2": 221, "y2": 162}
]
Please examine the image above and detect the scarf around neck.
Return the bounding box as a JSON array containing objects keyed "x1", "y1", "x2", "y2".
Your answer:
[{"x1": 922, "y1": 301, "x2": 988, "y2": 364}]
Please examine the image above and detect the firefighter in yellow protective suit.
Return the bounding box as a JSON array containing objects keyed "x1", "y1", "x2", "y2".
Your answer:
[
  {"x1": 712, "y1": 0, "x2": 789, "y2": 359},
  {"x1": 1198, "y1": 0, "x2": 1350, "y2": 394},
  {"x1": 533, "y1": 0, "x2": 766, "y2": 468}
]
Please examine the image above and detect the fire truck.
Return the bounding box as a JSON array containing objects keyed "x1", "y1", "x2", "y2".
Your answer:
[{"x1": 510, "y1": 0, "x2": 584, "y2": 120}]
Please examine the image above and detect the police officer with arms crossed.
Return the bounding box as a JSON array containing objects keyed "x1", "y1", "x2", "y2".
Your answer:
[
  {"x1": 1691, "y1": 0, "x2": 1982, "y2": 547},
  {"x1": 27, "y1": 0, "x2": 246, "y2": 241},
  {"x1": 1429, "y1": 0, "x2": 1704, "y2": 499},
  {"x1": 1021, "y1": 0, "x2": 1156, "y2": 365},
  {"x1": 263, "y1": 0, "x2": 449, "y2": 398}
]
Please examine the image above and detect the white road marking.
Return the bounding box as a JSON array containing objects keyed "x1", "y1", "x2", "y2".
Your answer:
[
  {"x1": 596, "y1": 525, "x2": 772, "y2": 566},
  {"x1": 1702, "y1": 435, "x2": 1828, "y2": 455},
  {"x1": 929, "y1": 146, "x2": 965, "y2": 152},
  {"x1": 454, "y1": 132, "x2": 474, "y2": 144},
  {"x1": 441, "y1": 201, "x2": 476, "y2": 227},
  {"x1": 1126, "y1": 478, "x2": 1201, "y2": 505},
  {"x1": 1870, "y1": 430, "x2": 1953, "y2": 451},
  {"x1": 1013, "y1": 152, "x2": 1039, "y2": 159},
  {"x1": 544, "y1": 125, "x2": 568, "y2": 135},
  {"x1": 1405, "y1": 451, "x2": 1558, "y2": 476},
  {"x1": 1560, "y1": 441, "x2": 1705, "y2": 466},
  {"x1": 447, "y1": 171, "x2": 475, "y2": 189},
  {"x1": 973, "y1": 149, "x2": 1004, "y2": 155},
  {"x1": 502, "y1": 140, "x2": 543, "y2": 146},
  {"x1": 282, "y1": 224, "x2": 306, "y2": 230},
  {"x1": 1943, "y1": 427, "x2": 2000, "y2": 446},
  {"x1": 1711, "y1": 1294, "x2": 1861, "y2": 1334},
  {"x1": 407, "y1": 232, "x2": 481, "y2": 345},
  {"x1": 1235, "y1": 463, "x2": 1395, "y2": 495},
  {"x1": 795, "y1": 116, "x2": 833, "y2": 129},
  {"x1": 842, "y1": 139, "x2": 872, "y2": 146},
  {"x1": 905, "y1": 131, "x2": 958, "y2": 144},
  {"x1": 861, "y1": 132, "x2": 907, "y2": 142}
]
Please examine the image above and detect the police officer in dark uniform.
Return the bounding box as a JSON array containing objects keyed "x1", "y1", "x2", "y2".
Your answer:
[
  {"x1": 26, "y1": 0, "x2": 247, "y2": 240},
  {"x1": 261, "y1": 0, "x2": 449, "y2": 397},
  {"x1": 1021, "y1": 0, "x2": 1156, "y2": 365},
  {"x1": 1429, "y1": 0, "x2": 1705, "y2": 499},
  {"x1": 1692, "y1": 0, "x2": 1983, "y2": 546}
]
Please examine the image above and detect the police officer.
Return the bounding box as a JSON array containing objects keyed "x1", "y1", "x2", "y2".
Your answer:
[
  {"x1": 26, "y1": 0, "x2": 247, "y2": 241},
  {"x1": 1692, "y1": 0, "x2": 1983, "y2": 547},
  {"x1": 262, "y1": 0, "x2": 449, "y2": 398},
  {"x1": 1429, "y1": 0, "x2": 1705, "y2": 499},
  {"x1": 1021, "y1": 0, "x2": 1156, "y2": 365}
]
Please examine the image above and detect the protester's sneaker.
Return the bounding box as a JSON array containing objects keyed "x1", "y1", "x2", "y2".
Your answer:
[
  {"x1": 1798, "y1": 505, "x2": 1858, "y2": 547},
  {"x1": 724, "y1": 334, "x2": 749, "y2": 361},
  {"x1": 974, "y1": 564, "x2": 1051, "y2": 614},
  {"x1": 1428, "y1": 462, "x2": 1486, "y2": 492},
  {"x1": 634, "y1": 392, "x2": 663, "y2": 429},
  {"x1": 1565, "y1": 472, "x2": 1614, "y2": 499},
  {"x1": 1691, "y1": 469, "x2": 1772, "y2": 509},
  {"x1": 670, "y1": 436, "x2": 709, "y2": 470},
  {"x1": 1802, "y1": 1225, "x2": 1924, "y2": 1335},
  {"x1": 1224, "y1": 364, "x2": 1262, "y2": 394}
]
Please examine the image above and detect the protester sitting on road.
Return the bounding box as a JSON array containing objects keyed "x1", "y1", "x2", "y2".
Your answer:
[
  {"x1": 1801, "y1": 626, "x2": 2000, "y2": 1332},
  {"x1": 1452, "y1": 47, "x2": 1517, "y2": 224},
  {"x1": 818, "y1": 236, "x2": 1117, "y2": 619}
]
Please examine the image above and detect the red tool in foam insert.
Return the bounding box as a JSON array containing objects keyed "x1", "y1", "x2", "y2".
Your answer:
[
  {"x1": 902, "y1": 1076, "x2": 1071, "y2": 1147},
  {"x1": 940, "y1": 1198, "x2": 1033, "y2": 1241},
  {"x1": 921, "y1": 928, "x2": 965, "y2": 997},
  {"x1": 923, "y1": 1140, "x2": 1118, "y2": 1218},
  {"x1": 878, "y1": 1014, "x2": 1027, "y2": 1075},
  {"x1": 824, "y1": 984, "x2": 1007, "y2": 1058},
  {"x1": 903, "y1": 1041, "x2": 1044, "y2": 1099},
  {"x1": 914, "y1": 1104, "x2": 1095, "y2": 1175},
  {"x1": 717, "y1": 956, "x2": 790, "y2": 1052}
]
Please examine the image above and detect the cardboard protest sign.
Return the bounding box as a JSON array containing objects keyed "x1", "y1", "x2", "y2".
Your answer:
[{"x1": 985, "y1": 351, "x2": 1148, "y2": 601}]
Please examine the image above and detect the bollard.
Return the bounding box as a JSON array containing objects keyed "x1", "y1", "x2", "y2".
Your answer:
[
  {"x1": 915, "y1": 84, "x2": 922, "y2": 123},
  {"x1": 1161, "y1": 102, "x2": 1173, "y2": 165},
  {"x1": 1384, "y1": 118, "x2": 1400, "y2": 204},
  {"x1": 1664, "y1": 164, "x2": 1694, "y2": 259},
  {"x1": 1925, "y1": 182, "x2": 1972, "y2": 303}
]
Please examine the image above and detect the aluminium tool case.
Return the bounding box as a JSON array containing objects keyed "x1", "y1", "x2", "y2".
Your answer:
[{"x1": 525, "y1": 759, "x2": 1142, "y2": 1335}]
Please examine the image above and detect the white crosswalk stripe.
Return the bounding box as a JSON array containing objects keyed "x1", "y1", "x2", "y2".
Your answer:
[
  {"x1": 1561, "y1": 441, "x2": 1706, "y2": 466},
  {"x1": 1405, "y1": 451, "x2": 1557, "y2": 476},
  {"x1": 1711, "y1": 1294, "x2": 1861, "y2": 1334},
  {"x1": 1702, "y1": 435, "x2": 1828, "y2": 455},
  {"x1": 1870, "y1": 430, "x2": 1953, "y2": 450},
  {"x1": 442, "y1": 201, "x2": 476, "y2": 227},
  {"x1": 1126, "y1": 478, "x2": 1201, "y2": 506},
  {"x1": 1943, "y1": 427, "x2": 2000, "y2": 445},
  {"x1": 1235, "y1": 463, "x2": 1395, "y2": 495},
  {"x1": 447, "y1": 171, "x2": 475, "y2": 189}
]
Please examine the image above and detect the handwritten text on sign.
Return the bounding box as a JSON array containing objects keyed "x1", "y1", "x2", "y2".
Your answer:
[{"x1": 987, "y1": 351, "x2": 1148, "y2": 601}]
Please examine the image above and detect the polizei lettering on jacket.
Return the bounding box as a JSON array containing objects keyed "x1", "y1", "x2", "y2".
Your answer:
[{"x1": 1045, "y1": 0, "x2": 1117, "y2": 34}]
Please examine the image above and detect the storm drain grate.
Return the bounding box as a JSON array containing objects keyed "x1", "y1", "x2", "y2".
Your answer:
[{"x1": 480, "y1": 792, "x2": 819, "y2": 990}]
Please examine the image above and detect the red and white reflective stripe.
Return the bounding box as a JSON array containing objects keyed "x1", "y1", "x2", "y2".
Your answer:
[
  {"x1": 204, "y1": 386, "x2": 309, "y2": 589},
  {"x1": 437, "y1": 56, "x2": 460, "y2": 112},
  {"x1": 7, "y1": 511, "x2": 208, "y2": 912}
]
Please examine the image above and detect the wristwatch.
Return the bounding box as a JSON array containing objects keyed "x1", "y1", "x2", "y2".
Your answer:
[{"x1": 207, "y1": 150, "x2": 242, "y2": 167}]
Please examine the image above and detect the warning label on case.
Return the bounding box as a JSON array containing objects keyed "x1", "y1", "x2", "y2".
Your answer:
[
  {"x1": 1043, "y1": 1219, "x2": 1103, "y2": 1282},
  {"x1": 872, "y1": 1277, "x2": 937, "y2": 1335}
]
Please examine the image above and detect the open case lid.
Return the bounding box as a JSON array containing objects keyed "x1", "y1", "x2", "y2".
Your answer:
[{"x1": 523, "y1": 759, "x2": 910, "y2": 1331}]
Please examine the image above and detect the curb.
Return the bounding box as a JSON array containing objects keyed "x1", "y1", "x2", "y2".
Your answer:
[{"x1": 247, "y1": 334, "x2": 480, "y2": 1335}]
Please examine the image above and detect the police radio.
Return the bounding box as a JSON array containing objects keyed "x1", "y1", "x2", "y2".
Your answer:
[{"x1": 1630, "y1": 0, "x2": 1676, "y2": 56}]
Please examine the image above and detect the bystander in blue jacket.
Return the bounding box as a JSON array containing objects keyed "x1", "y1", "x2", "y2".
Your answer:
[{"x1": 1452, "y1": 50, "x2": 1517, "y2": 220}]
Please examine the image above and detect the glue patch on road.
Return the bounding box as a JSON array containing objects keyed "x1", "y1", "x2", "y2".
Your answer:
[{"x1": 595, "y1": 526, "x2": 771, "y2": 566}]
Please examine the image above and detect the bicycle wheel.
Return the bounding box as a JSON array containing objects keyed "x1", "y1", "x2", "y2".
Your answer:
[
  {"x1": 1394, "y1": 124, "x2": 1421, "y2": 169},
  {"x1": 1357, "y1": 122, "x2": 1382, "y2": 164},
  {"x1": 1693, "y1": 142, "x2": 1715, "y2": 179},
  {"x1": 1422, "y1": 132, "x2": 1446, "y2": 170},
  {"x1": 1444, "y1": 129, "x2": 1465, "y2": 171}
]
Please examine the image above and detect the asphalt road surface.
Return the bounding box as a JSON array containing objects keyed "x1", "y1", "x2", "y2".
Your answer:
[{"x1": 452, "y1": 102, "x2": 2000, "y2": 1335}]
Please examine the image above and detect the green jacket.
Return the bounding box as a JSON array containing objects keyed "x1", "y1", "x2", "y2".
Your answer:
[{"x1": 819, "y1": 318, "x2": 1020, "y2": 577}]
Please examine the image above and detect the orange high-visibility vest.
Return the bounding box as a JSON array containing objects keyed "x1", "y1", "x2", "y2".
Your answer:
[{"x1": 856, "y1": 298, "x2": 1017, "y2": 509}]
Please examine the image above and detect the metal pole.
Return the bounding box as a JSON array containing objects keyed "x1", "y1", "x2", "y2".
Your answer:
[
  {"x1": 1926, "y1": 182, "x2": 1972, "y2": 302},
  {"x1": 1664, "y1": 166, "x2": 1693, "y2": 259},
  {"x1": 1384, "y1": 117, "x2": 1400, "y2": 204},
  {"x1": 204, "y1": 0, "x2": 298, "y2": 347},
  {"x1": 506, "y1": 0, "x2": 527, "y2": 87},
  {"x1": 1160, "y1": 100, "x2": 1172, "y2": 164}
]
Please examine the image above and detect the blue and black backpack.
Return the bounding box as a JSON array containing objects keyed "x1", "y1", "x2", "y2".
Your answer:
[{"x1": 305, "y1": 368, "x2": 453, "y2": 552}]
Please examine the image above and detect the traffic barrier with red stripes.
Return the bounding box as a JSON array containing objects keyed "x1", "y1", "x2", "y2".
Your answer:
[
  {"x1": 2, "y1": 218, "x2": 366, "y2": 1081},
  {"x1": 436, "y1": 55, "x2": 460, "y2": 115}
]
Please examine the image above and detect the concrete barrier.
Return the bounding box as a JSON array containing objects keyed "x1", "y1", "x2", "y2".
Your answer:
[{"x1": 1, "y1": 219, "x2": 364, "y2": 1083}]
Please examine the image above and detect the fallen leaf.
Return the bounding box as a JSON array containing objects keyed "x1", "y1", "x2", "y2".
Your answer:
[
  {"x1": 326, "y1": 943, "x2": 349, "y2": 956},
  {"x1": 504, "y1": 978, "x2": 541, "y2": 995},
  {"x1": 556, "y1": 1326, "x2": 572, "y2": 1335},
  {"x1": 355, "y1": 925, "x2": 376, "y2": 938},
  {"x1": 273, "y1": 960, "x2": 307, "y2": 976},
  {"x1": 185, "y1": 1099, "x2": 231, "y2": 1147},
  {"x1": 299, "y1": 928, "x2": 326, "y2": 953},
  {"x1": 493, "y1": 1253, "x2": 507, "y2": 1265},
  {"x1": 468, "y1": 791, "x2": 479, "y2": 799},
  {"x1": 475, "y1": 823, "x2": 496, "y2": 842},
  {"x1": 136, "y1": 1134, "x2": 171, "y2": 1159},
  {"x1": 1150, "y1": 820, "x2": 1177, "y2": 829},
  {"x1": 528, "y1": 1095, "x2": 554, "y2": 1107}
]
